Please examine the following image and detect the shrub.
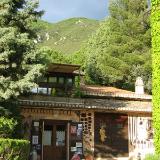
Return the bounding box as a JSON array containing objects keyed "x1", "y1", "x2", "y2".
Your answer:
[
  {"x1": 145, "y1": 154, "x2": 160, "y2": 160},
  {"x1": 0, "y1": 138, "x2": 30, "y2": 160},
  {"x1": 0, "y1": 117, "x2": 17, "y2": 138},
  {"x1": 151, "y1": 0, "x2": 160, "y2": 154}
]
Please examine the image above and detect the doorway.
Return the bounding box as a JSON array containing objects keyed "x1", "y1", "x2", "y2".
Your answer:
[
  {"x1": 94, "y1": 113, "x2": 128, "y2": 158},
  {"x1": 42, "y1": 120, "x2": 68, "y2": 160}
]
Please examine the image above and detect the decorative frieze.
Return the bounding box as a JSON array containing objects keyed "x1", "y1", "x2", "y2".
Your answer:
[{"x1": 21, "y1": 108, "x2": 79, "y2": 122}]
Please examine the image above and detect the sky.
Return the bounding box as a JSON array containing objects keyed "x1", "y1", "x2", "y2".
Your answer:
[{"x1": 38, "y1": 0, "x2": 108, "y2": 23}]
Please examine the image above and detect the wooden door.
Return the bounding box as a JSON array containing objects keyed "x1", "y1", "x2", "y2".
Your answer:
[{"x1": 43, "y1": 120, "x2": 67, "y2": 160}]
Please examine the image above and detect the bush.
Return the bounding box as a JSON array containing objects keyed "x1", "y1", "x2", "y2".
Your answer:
[
  {"x1": 151, "y1": 0, "x2": 160, "y2": 154},
  {"x1": 0, "y1": 117, "x2": 17, "y2": 138},
  {"x1": 0, "y1": 138, "x2": 30, "y2": 160},
  {"x1": 145, "y1": 154, "x2": 160, "y2": 160}
]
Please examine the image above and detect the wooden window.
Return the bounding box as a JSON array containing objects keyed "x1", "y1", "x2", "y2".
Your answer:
[
  {"x1": 38, "y1": 88, "x2": 48, "y2": 94},
  {"x1": 38, "y1": 77, "x2": 47, "y2": 83},
  {"x1": 43, "y1": 125, "x2": 53, "y2": 146},
  {"x1": 59, "y1": 77, "x2": 64, "y2": 84},
  {"x1": 56, "y1": 125, "x2": 66, "y2": 146},
  {"x1": 49, "y1": 77, "x2": 57, "y2": 83},
  {"x1": 67, "y1": 78, "x2": 73, "y2": 86}
]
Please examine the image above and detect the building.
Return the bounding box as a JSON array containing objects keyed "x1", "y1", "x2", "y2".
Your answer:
[{"x1": 19, "y1": 63, "x2": 153, "y2": 160}]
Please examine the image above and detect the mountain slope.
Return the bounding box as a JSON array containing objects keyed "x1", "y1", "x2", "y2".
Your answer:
[{"x1": 35, "y1": 18, "x2": 100, "y2": 54}]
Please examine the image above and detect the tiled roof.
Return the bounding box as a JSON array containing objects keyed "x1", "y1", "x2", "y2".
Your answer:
[
  {"x1": 19, "y1": 98, "x2": 152, "y2": 113},
  {"x1": 47, "y1": 63, "x2": 80, "y2": 74},
  {"x1": 80, "y1": 85, "x2": 152, "y2": 100}
]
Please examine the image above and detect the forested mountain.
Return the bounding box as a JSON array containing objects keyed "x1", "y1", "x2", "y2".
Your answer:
[
  {"x1": 70, "y1": 0, "x2": 151, "y2": 93},
  {"x1": 33, "y1": 18, "x2": 99, "y2": 54},
  {"x1": 35, "y1": 0, "x2": 151, "y2": 93}
]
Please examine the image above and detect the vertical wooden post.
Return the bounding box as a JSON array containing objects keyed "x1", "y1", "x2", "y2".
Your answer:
[
  {"x1": 67, "y1": 122, "x2": 70, "y2": 160},
  {"x1": 41, "y1": 121, "x2": 44, "y2": 160}
]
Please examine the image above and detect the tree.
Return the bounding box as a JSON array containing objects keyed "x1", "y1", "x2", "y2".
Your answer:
[
  {"x1": 0, "y1": 117, "x2": 17, "y2": 138},
  {"x1": 151, "y1": 0, "x2": 160, "y2": 154},
  {"x1": 75, "y1": 0, "x2": 151, "y2": 92},
  {"x1": 0, "y1": 0, "x2": 45, "y2": 100},
  {"x1": 41, "y1": 47, "x2": 71, "y2": 64},
  {"x1": 107, "y1": 0, "x2": 151, "y2": 91},
  {"x1": 0, "y1": 0, "x2": 47, "y2": 139}
]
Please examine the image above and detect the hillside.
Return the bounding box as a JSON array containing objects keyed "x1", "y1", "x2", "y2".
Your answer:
[{"x1": 34, "y1": 18, "x2": 100, "y2": 54}]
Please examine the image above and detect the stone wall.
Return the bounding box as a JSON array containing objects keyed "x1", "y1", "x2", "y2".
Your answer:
[{"x1": 80, "y1": 111, "x2": 94, "y2": 154}]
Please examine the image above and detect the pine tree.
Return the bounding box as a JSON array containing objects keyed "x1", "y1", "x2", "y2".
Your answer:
[
  {"x1": 0, "y1": 0, "x2": 45, "y2": 100},
  {"x1": 107, "y1": 0, "x2": 151, "y2": 91},
  {"x1": 77, "y1": 0, "x2": 151, "y2": 92}
]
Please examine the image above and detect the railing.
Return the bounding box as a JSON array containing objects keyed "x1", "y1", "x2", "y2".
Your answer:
[
  {"x1": 132, "y1": 139, "x2": 154, "y2": 159},
  {"x1": 20, "y1": 94, "x2": 84, "y2": 104},
  {"x1": 133, "y1": 139, "x2": 154, "y2": 150}
]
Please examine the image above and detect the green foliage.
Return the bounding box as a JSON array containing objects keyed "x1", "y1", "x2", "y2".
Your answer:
[
  {"x1": 0, "y1": 100, "x2": 24, "y2": 139},
  {"x1": 41, "y1": 47, "x2": 71, "y2": 64},
  {"x1": 32, "y1": 19, "x2": 52, "y2": 31},
  {"x1": 69, "y1": 47, "x2": 89, "y2": 68},
  {"x1": 0, "y1": 117, "x2": 17, "y2": 138},
  {"x1": 145, "y1": 154, "x2": 160, "y2": 160},
  {"x1": 0, "y1": 138, "x2": 30, "y2": 160},
  {"x1": 0, "y1": 0, "x2": 46, "y2": 100},
  {"x1": 151, "y1": 0, "x2": 160, "y2": 154},
  {"x1": 35, "y1": 18, "x2": 99, "y2": 54},
  {"x1": 73, "y1": 0, "x2": 151, "y2": 92},
  {"x1": 0, "y1": 0, "x2": 46, "y2": 140}
]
